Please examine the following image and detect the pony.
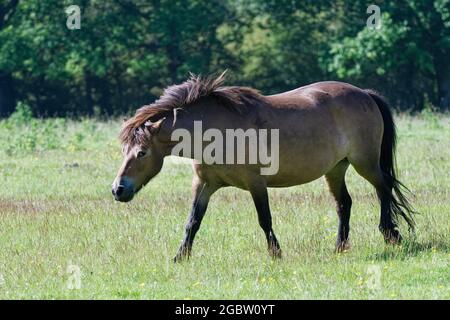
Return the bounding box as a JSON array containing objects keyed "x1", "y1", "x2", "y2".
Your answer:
[{"x1": 112, "y1": 73, "x2": 415, "y2": 261}]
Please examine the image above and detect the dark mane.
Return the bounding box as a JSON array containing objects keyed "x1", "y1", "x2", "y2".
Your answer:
[{"x1": 120, "y1": 72, "x2": 267, "y2": 146}]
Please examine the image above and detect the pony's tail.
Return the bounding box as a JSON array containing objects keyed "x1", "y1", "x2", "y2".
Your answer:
[{"x1": 366, "y1": 90, "x2": 416, "y2": 231}]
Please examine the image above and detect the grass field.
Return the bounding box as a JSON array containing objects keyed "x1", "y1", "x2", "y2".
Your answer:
[{"x1": 0, "y1": 111, "x2": 449, "y2": 299}]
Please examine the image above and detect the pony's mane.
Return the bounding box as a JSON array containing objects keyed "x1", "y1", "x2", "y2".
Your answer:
[{"x1": 120, "y1": 72, "x2": 267, "y2": 146}]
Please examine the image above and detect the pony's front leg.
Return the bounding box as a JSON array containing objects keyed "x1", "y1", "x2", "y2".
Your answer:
[
  {"x1": 249, "y1": 182, "x2": 282, "y2": 258},
  {"x1": 174, "y1": 179, "x2": 218, "y2": 262}
]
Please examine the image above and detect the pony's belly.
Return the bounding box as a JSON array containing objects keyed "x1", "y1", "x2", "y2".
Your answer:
[
  {"x1": 263, "y1": 152, "x2": 342, "y2": 187},
  {"x1": 265, "y1": 169, "x2": 326, "y2": 187}
]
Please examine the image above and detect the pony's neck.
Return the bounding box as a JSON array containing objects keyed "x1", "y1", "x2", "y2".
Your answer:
[{"x1": 156, "y1": 98, "x2": 226, "y2": 159}]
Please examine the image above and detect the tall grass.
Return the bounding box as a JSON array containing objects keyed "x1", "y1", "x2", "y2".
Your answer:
[
  {"x1": 0, "y1": 110, "x2": 448, "y2": 299},
  {"x1": 0, "y1": 103, "x2": 117, "y2": 155}
]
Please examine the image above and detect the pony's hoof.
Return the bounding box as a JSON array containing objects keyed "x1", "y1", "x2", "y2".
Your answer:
[
  {"x1": 173, "y1": 248, "x2": 191, "y2": 263},
  {"x1": 335, "y1": 240, "x2": 351, "y2": 253},
  {"x1": 382, "y1": 229, "x2": 402, "y2": 245},
  {"x1": 173, "y1": 254, "x2": 188, "y2": 263},
  {"x1": 269, "y1": 248, "x2": 282, "y2": 259}
]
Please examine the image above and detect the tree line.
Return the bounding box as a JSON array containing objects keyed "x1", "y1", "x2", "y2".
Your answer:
[{"x1": 0, "y1": 0, "x2": 449, "y2": 117}]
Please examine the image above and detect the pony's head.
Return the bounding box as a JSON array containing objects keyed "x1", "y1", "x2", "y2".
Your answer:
[
  {"x1": 112, "y1": 71, "x2": 260, "y2": 202},
  {"x1": 112, "y1": 117, "x2": 166, "y2": 202}
]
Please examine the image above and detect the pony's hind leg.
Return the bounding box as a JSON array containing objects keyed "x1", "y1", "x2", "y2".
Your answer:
[
  {"x1": 348, "y1": 159, "x2": 402, "y2": 244},
  {"x1": 325, "y1": 159, "x2": 352, "y2": 252},
  {"x1": 377, "y1": 186, "x2": 402, "y2": 243}
]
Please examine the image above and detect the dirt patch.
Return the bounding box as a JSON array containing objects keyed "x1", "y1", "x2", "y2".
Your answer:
[{"x1": 0, "y1": 199, "x2": 62, "y2": 215}]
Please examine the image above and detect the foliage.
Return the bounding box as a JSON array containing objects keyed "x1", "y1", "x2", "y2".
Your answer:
[
  {"x1": 0, "y1": 0, "x2": 449, "y2": 116},
  {"x1": 325, "y1": 0, "x2": 450, "y2": 110},
  {"x1": 0, "y1": 103, "x2": 111, "y2": 155}
]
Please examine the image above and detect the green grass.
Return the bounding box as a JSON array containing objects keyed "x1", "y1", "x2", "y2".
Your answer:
[{"x1": 0, "y1": 113, "x2": 449, "y2": 299}]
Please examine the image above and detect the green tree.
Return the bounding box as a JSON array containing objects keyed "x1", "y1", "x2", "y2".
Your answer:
[
  {"x1": 326, "y1": 0, "x2": 450, "y2": 110},
  {"x1": 0, "y1": 0, "x2": 19, "y2": 116},
  {"x1": 1, "y1": 0, "x2": 448, "y2": 116},
  {"x1": 0, "y1": 0, "x2": 242, "y2": 116},
  {"x1": 232, "y1": 0, "x2": 333, "y2": 93}
]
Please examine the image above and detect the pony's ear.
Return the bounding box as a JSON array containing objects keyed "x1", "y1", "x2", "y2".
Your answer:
[{"x1": 144, "y1": 117, "x2": 166, "y2": 134}]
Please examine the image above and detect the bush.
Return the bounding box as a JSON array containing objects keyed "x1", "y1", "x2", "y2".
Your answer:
[{"x1": 0, "y1": 102, "x2": 66, "y2": 155}]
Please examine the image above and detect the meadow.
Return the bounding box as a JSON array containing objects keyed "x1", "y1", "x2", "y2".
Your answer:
[{"x1": 0, "y1": 106, "x2": 448, "y2": 299}]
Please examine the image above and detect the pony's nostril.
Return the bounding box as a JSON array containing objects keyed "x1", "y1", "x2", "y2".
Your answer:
[{"x1": 116, "y1": 185, "x2": 125, "y2": 197}]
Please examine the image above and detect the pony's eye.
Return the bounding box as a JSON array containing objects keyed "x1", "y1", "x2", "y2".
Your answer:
[{"x1": 137, "y1": 150, "x2": 146, "y2": 158}]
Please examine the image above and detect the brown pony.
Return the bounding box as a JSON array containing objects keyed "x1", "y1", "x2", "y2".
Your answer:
[{"x1": 112, "y1": 73, "x2": 415, "y2": 261}]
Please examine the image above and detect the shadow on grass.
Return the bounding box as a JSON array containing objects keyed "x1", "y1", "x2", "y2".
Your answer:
[{"x1": 367, "y1": 237, "x2": 449, "y2": 261}]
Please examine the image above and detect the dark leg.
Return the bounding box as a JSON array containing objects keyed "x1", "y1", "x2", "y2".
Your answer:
[
  {"x1": 377, "y1": 187, "x2": 402, "y2": 244},
  {"x1": 174, "y1": 179, "x2": 218, "y2": 262},
  {"x1": 249, "y1": 183, "x2": 281, "y2": 258},
  {"x1": 325, "y1": 160, "x2": 352, "y2": 252},
  {"x1": 350, "y1": 160, "x2": 402, "y2": 244}
]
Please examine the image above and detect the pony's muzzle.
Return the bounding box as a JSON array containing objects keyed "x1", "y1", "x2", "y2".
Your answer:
[
  {"x1": 112, "y1": 178, "x2": 134, "y2": 202},
  {"x1": 114, "y1": 185, "x2": 125, "y2": 197}
]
